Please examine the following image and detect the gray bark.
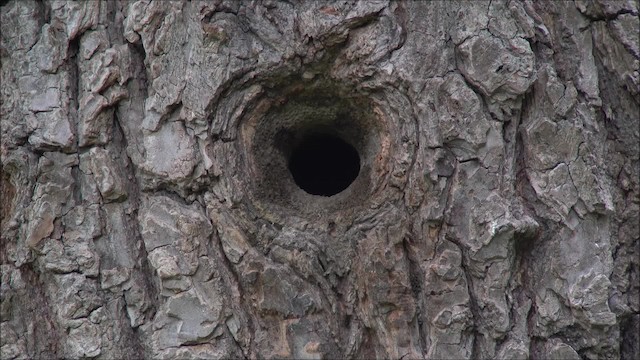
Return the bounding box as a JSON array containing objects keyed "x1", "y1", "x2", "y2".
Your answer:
[{"x1": 1, "y1": 0, "x2": 638, "y2": 359}]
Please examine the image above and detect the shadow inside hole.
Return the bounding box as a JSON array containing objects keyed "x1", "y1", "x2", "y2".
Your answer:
[{"x1": 288, "y1": 133, "x2": 361, "y2": 196}]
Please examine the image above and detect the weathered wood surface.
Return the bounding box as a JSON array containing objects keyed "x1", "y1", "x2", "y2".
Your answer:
[{"x1": 1, "y1": 1, "x2": 638, "y2": 358}]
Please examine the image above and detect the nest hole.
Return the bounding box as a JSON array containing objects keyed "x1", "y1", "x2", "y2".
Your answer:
[
  {"x1": 288, "y1": 132, "x2": 360, "y2": 196},
  {"x1": 242, "y1": 79, "x2": 388, "y2": 216}
]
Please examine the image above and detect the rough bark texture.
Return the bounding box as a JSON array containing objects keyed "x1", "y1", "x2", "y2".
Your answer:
[{"x1": 1, "y1": 0, "x2": 639, "y2": 359}]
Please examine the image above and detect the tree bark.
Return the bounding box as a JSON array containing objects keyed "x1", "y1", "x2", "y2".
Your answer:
[{"x1": 1, "y1": 0, "x2": 638, "y2": 359}]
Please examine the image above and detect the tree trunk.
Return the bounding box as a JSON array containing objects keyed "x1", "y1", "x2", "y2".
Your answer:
[{"x1": 1, "y1": 0, "x2": 638, "y2": 359}]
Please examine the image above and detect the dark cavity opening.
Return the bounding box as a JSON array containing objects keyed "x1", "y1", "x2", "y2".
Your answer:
[{"x1": 288, "y1": 133, "x2": 360, "y2": 196}]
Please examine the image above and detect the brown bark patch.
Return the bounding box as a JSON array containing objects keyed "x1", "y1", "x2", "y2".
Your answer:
[{"x1": 0, "y1": 168, "x2": 16, "y2": 230}]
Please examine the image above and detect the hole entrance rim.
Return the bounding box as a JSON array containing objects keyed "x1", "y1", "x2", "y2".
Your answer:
[{"x1": 241, "y1": 84, "x2": 390, "y2": 218}]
